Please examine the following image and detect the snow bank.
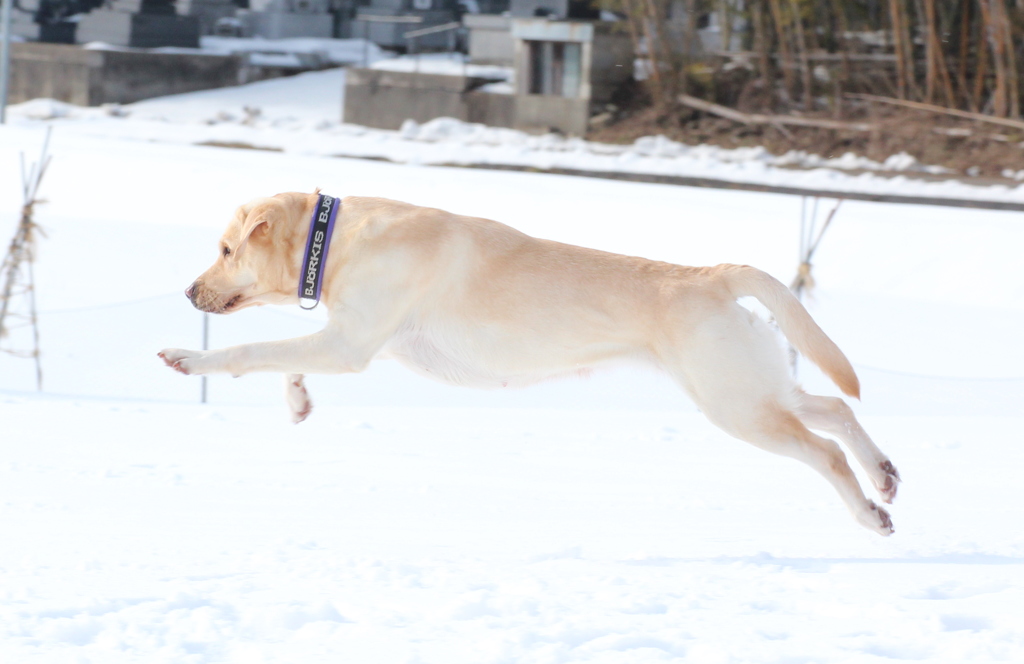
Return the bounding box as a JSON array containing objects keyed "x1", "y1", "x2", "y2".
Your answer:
[{"x1": 6, "y1": 66, "x2": 1020, "y2": 205}]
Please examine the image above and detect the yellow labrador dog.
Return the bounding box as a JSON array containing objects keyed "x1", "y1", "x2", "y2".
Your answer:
[{"x1": 159, "y1": 192, "x2": 900, "y2": 535}]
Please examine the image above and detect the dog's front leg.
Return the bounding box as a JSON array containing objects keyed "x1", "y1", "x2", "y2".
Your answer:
[{"x1": 158, "y1": 327, "x2": 379, "y2": 377}]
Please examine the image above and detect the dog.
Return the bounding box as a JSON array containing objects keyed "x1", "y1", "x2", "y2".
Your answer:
[{"x1": 159, "y1": 192, "x2": 900, "y2": 535}]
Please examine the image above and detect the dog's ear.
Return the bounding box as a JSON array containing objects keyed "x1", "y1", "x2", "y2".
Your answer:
[{"x1": 233, "y1": 200, "x2": 281, "y2": 257}]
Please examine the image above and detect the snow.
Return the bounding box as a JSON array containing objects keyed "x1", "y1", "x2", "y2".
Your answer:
[
  {"x1": 1, "y1": 71, "x2": 1023, "y2": 662},
  {"x1": 369, "y1": 52, "x2": 513, "y2": 82},
  {"x1": 6, "y1": 66, "x2": 1024, "y2": 205},
  {"x1": 84, "y1": 37, "x2": 391, "y2": 69},
  {"x1": 197, "y1": 36, "x2": 389, "y2": 68}
]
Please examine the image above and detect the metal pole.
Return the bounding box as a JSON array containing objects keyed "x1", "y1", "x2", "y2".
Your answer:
[
  {"x1": 200, "y1": 312, "x2": 209, "y2": 404},
  {"x1": 1, "y1": 0, "x2": 14, "y2": 124}
]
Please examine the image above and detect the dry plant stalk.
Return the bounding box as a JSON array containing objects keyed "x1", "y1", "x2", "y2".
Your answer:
[{"x1": 606, "y1": 0, "x2": 1023, "y2": 121}]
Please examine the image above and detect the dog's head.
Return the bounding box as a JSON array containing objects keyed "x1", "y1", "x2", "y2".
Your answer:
[{"x1": 185, "y1": 192, "x2": 315, "y2": 314}]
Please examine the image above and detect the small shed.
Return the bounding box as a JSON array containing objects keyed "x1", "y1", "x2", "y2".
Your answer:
[
  {"x1": 510, "y1": 18, "x2": 631, "y2": 134},
  {"x1": 344, "y1": 17, "x2": 632, "y2": 135}
]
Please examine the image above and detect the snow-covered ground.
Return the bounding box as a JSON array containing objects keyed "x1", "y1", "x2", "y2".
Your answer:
[
  {"x1": 369, "y1": 52, "x2": 512, "y2": 83},
  {"x1": 196, "y1": 36, "x2": 389, "y2": 69},
  {"x1": 9, "y1": 66, "x2": 1024, "y2": 204},
  {"x1": 1, "y1": 72, "x2": 1023, "y2": 662}
]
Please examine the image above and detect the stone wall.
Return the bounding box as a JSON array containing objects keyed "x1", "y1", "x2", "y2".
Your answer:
[
  {"x1": 96, "y1": 49, "x2": 241, "y2": 104},
  {"x1": 343, "y1": 67, "x2": 589, "y2": 135},
  {"x1": 6, "y1": 44, "x2": 102, "y2": 108},
  {"x1": 344, "y1": 67, "x2": 491, "y2": 129},
  {"x1": 7, "y1": 43, "x2": 242, "y2": 107},
  {"x1": 512, "y1": 95, "x2": 588, "y2": 135}
]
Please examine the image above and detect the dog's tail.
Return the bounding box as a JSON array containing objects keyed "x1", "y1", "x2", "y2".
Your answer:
[{"x1": 720, "y1": 264, "x2": 860, "y2": 399}]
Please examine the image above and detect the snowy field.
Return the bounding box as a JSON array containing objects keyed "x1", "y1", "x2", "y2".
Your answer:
[
  {"x1": 1, "y1": 71, "x2": 1024, "y2": 662},
  {"x1": 10, "y1": 67, "x2": 1024, "y2": 204}
]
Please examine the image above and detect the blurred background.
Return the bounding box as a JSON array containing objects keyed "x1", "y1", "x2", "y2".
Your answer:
[{"x1": 3, "y1": 0, "x2": 1024, "y2": 414}]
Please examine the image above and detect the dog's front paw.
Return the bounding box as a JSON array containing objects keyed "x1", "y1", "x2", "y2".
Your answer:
[{"x1": 158, "y1": 348, "x2": 208, "y2": 375}]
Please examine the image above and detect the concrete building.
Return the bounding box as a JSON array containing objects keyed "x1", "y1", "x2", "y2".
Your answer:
[
  {"x1": 344, "y1": 16, "x2": 631, "y2": 135},
  {"x1": 349, "y1": 0, "x2": 464, "y2": 51},
  {"x1": 463, "y1": 13, "x2": 512, "y2": 65},
  {"x1": 510, "y1": 18, "x2": 630, "y2": 133}
]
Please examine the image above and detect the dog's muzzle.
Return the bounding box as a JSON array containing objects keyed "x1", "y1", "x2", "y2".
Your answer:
[{"x1": 185, "y1": 280, "x2": 242, "y2": 313}]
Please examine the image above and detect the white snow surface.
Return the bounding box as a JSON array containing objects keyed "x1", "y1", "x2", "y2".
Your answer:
[
  {"x1": 1, "y1": 72, "x2": 1024, "y2": 662},
  {"x1": 197, "y1": 36, "x2": 389, "y2": 67},
  {"x1": 6, "y1": 67, "x2": 1023, "y2": 203}
]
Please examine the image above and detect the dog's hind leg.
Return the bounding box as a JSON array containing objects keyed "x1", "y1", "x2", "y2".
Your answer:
[
  {"x1": 699, "y1": 397, "x2": 895, "y2": 536},
  {"x1": 661, "y1": 331, "x2": 892, "y2": 533},
  {"x1": 285, "y1": 374, "x2": 313, "y2": 424},
  {"x1": 796, "y1": 394, "x2": 900, "y2": 503}
]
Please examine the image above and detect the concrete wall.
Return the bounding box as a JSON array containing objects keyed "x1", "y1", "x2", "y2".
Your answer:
[
  {"x1": 344, "y1": 67, "x2": 588, "y2": 135},
  {"x1": 7, "y1": 44, "x2": 103, "y2": 107},
  {"x1": 513, "y1": 94, "x2": 587, "y2": 135},
  {"x1": 344, "y1": 68, "x2": 479, "y2": 128},
  {"x1": 8, "y1": 43, "x2": 242, "y2": 106},
  {"x1": 466, "y1": 92, "x2": 516, "y2": 128},
  {"x1": 98, "y1": 49, "x2": 242, "y2": 104}
]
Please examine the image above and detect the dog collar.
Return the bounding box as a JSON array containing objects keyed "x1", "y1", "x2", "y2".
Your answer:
[{"x1": 298, "y1": 194, "x2": 341, "y2": 310}]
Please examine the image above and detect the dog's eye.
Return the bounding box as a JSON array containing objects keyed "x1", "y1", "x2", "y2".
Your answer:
[{"x1": 222, "y1": 246, "x2": 231, "y2": 257}]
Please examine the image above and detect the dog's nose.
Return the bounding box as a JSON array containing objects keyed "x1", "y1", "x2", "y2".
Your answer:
[{"x1": 185, "y1": 282, "x2": 197, "y2": 302}]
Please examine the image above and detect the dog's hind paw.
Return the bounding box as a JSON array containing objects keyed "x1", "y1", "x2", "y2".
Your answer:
[{"x1": 860, "y1": 502, "x2": 895, "y2": 536}]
